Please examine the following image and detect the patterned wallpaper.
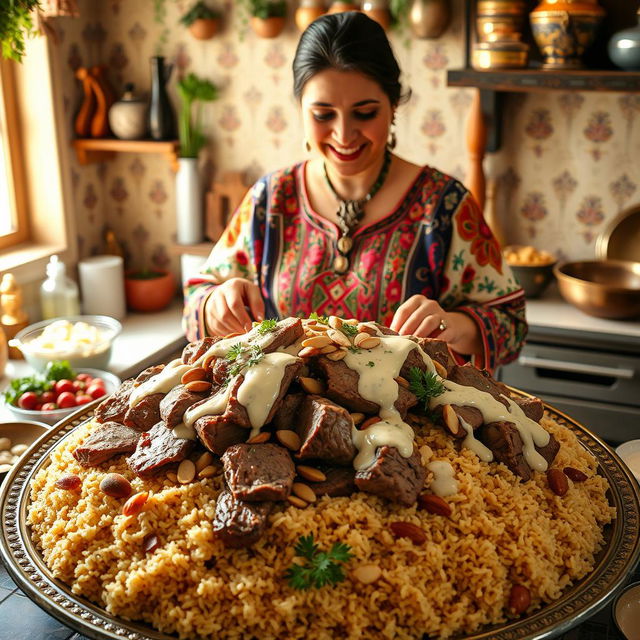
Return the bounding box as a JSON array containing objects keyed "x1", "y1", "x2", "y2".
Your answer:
[{"x1": 50, "y1": 0, "x2": 640, "y2": 277}]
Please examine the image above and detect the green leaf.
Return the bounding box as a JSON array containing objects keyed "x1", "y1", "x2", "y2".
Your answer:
[
  {"x1": 256, "y1": 318, "x2": 277, "y2": 335},
  {"x1": 286, "y1": 534, "x2": 352, "y2": 591},
  {"x1": 408, "y1": 366, "x2": 445, "y2": 411},
  {"x1": 340, "y1": 324, "x2": 358, "y2": 338},
  {"x1": 309, "y1": 312, "x2": 328, "y2": 325},
  {"x1": 44, "y1": 360, "x2": 75, "y2": 382}
]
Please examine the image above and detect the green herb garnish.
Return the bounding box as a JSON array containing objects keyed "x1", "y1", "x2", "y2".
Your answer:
[
  {"x1": 2, "y1": 360, "x2": 75, "y2": 406},
  {"x1": 285, "y1": 534, "x2": 353, "y2": 590},
  {"x1": 309, "y1": 312, "x2": 329, "y2": 325},
  {"x1": 408, "y1": 366, "x2": 445, "y2": 411},
  {"x1": 225, "y1": 343, "x2": 245, "y2": 362},
  {"x1": 256, "y1": 318, "x2": 278, "y2": 335},
  {"x1": 227, "y1": 344, "x2": 265, "y2": 378},
  {"x1": 366, "y1": 361, "x2": 375, "y2": 367},
  {"x1": 347, "y1": 346, "x2": 362, "y2": 354},
  {"x1": 340, "y1": 324, "x2": 358, "y2": 338}
]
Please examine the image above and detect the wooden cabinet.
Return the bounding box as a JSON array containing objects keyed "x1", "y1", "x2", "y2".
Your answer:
[
  {"x1": 72, "y1": 139, "x2": 180, "y2": 171},
  {"x1": 447, "y1": 0, "x2": 640, "y2": 209}
]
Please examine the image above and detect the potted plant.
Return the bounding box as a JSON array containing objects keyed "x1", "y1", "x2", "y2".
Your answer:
[
  {"x1": 180, "y1": 1, "x2": 222, "y2": 40},
  {"x1": 175, "y1": 72, "x2": 218, "y2": 245},
  {"x1": 0, "y1": 0, "x2": 41, "y2": 62},
  {"x1": 240, "y1": 0, "x2": 287, "y2": 38}
]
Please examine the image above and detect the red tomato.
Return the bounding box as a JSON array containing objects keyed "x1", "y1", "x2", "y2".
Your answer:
[
  {"x1": 41, "y1": 391, "x2": 56, "y2": 404},
  {"x1": 57, "y1": 391, "x2": 77, "y2": 409},
  {"x1": 86, "y1": 384, "x2": 106, "y2": 400},
  {"x1": 76, "y1": 373, "x2": 93, "y2": 383},
  {"x1": 89, "y1": 377, "x2": 105, "y2": 388},
  {"x1": 17, "y1": 391, "x2": 39, "y2": 410},
  {"x1": 75, "y1": 394, "x2": 93, "y2": 405},
  {"x1": 72, "y1": 380, "x2": 86, "y2": 392},
  {"x1": 55, "y1": 379, "x2": 75, "y2": 395},
  {"x1": 34, "y1": 403, "x2": 43, "y2": 411},
  {"x1": 41, "y1": 402, "x2": 58, "y2": 411}
]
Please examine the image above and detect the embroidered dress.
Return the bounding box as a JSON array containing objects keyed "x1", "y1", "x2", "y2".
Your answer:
[{"x1": 184, "y1": 163, "x2": 526, "y2": 371}]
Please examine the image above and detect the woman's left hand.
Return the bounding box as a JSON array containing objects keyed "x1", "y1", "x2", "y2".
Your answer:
[{"x1": 390, "y1": 295, "x2": 452, "y2": 340}]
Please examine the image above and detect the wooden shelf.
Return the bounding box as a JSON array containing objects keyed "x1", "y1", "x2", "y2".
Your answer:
[
  {"x1": 72, "y1": 139, "x2": 180, "y2": 171},
  {"x1": 447, "y1": 68, "x2": 640, "y2": 93},
  {"x1": 170, "y1": 242, "x2": 214, "y2": 257}
]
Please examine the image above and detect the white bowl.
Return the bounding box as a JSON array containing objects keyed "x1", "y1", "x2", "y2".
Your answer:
[
  {"x1": 3, "y1": 368, "x2": 121, "y2": 426},
  {"x1": 613, "y1": 581, "x2": 640, "y2": 640},
  {"x1": 9, "y1": 315, "x2": 122, "y2": 373},
  {"x1": 615, "y1": 440, "x2": 640, "y2": 482},
  {"x1": 0, "y1": 420, "x2": 49, "y2": 482}
]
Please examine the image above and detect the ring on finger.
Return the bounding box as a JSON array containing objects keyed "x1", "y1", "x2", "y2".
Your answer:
[{"x1": 438, "y1": 318, "x2": 447, "y2": 332}]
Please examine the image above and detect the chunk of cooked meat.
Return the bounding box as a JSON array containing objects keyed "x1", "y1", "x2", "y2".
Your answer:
[
  {"x1": 478, "y1": 421, "x2": 531, "y2": 481},
  {"x1": 160, "y1": 384, "x2": 209, "y2": 429},
  {"x1": 212, "y1": 490, "x2": 273, "y2": 549},
  {"x1": 72, "y1": 421, "x2": 140, "y2": 467},
  {"x1": 312, "y1": 466, "x2": 356, "y2": 498},
  {"x1": 124, "y1": 393, "x2": 163, "y2": 432},
  {"x1": 127, "y1": 422, "x2": 196, "y2": 476}
]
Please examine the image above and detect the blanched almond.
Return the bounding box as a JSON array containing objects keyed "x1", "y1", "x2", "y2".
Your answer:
[
  {"x1": 292, "y1": 482, "x2": 316, "y2": 503},
  {"x1": 185, "y1": 380, "x2": 211, "y2": 393},
  {"x1": 198, "y1": 465, "x2": 219, "y2": 478},
  {"x1": 433, "y1": 360, "x2": 448, "y2": 379},
  {"x1": 287, "y1": 495, "x2": 308, "y2": 508},
  {"x1": 302, "y1": 335, "x2": 332, "y2": 349},
  {"x1": 296, "y1": 465, "x2": 326, "y2": 482},
  {"x1": 344, "y1": 318, "x2": 358, "y2": 325},
  {"x1": 327, "y1": 329, "x2": 350, "y2": 347},
  {"x1": 325, "y1": 350, "x2": 347, "y2": 361},
  {"x1": 247, "y1": 431, "x2": 270, "y2": 444},
  {"x1": 357, "y1": 324, "x2": 377, "y2": 335},
  {"x1": 354, "y1": 332, "x2": 372, "y2": 347},
  {"x1": 298, "y1": 346, "x2": 320, "y2": 358},
  {"x1": 394, "y1": 376, "x2": 409, "y2": 389},
  {"x1": 328, "y1": 316, "x2": 343, "y2": 329},
  {"x1": 299, "y1": 377, "x2": 325, "y2": 395},
  {"x1": 195, "y1": 451, "x2": 214, "y2": 473},
  {"x1": 357, "y1": 336, "x2": 381, "y2": 349},
  {"x1": 276, "y1": 430, "x2": 301, "y2": 451},
  {"x1": 177, "y1": 459, "x2": 196, "y2": 484},
  {"x1": 181, "y1": 367, "x2": 207, "y2": 384},
  {"x1": 320, "y1": 344, "x2": 338, "y2": 354},
  {"x1": 122, "y1": 491, "x2": 149, "y2": 517},
  {"x1": 353, "y1": 564, "x2": 382, "y2": 584},
  {"x1": 350, "y1": 412, "x2": 365, "y2": 426},
  {"x1": 442, "y1": 405, "x2": 463, "y2": 438}
]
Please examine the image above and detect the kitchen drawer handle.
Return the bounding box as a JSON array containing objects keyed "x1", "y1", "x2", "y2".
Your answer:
[{"x1": 517, "y1": 355, "x2": 635, "y2": 380}]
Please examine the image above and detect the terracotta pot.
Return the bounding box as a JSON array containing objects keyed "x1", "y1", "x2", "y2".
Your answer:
[
  {"x1": 124, "y1": 270, "x2": 177, "y2": 313},
  {"x1": 530, "y1": 0, "x2": 605, "y2": 69},
  {"x1": 327, "y1": 2, "x2": 359, "y2": 15},
  {"x1": 250, "y1": 16, "x2": 286, "y2": 38},
  {"x1": 295, "y1": 4, "x2": 326, "y2": 31},
  {"x1": 188, "y1": 17, "x2": 220, "y2": 40}
]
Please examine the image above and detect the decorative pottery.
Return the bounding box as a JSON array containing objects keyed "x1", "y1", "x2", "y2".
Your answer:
[
  {"x1": 530, "y1": 0, "x2": 605, "y2": 69},
  {"x1": 188, "y1": 17, "x2": 220, "y2": 39},
  {"x1": 327, "y1": 1, "x2": 358, "y2": 15},
  {"x1": 408, "y1": 0, "x2": 451, "y2": 39},
  {"x1": 608, "y1": 9, "x2": 640, "y2": 71},
  {"x1": 74, "y1": 67, "x2": 95, "y2": 138},
  {"x1": 476, "y1": 0, "x2": 527, "y2": 42},
  {"x1": 472, "y1": 40, "x2": 529, "y2": 69},
  {"x1": 362, "y1": 0, "x2": 391, "y2": 31},
  {"x1": 295, "y1": 0, "x2": 326, "y2": 31},
  {"x1": 108, "y1": 83, "x2": 148, "y2": 140},
  {"x1": 249, "y1": 16, "x2": 286, "y2": 38},
  {"x1": 176, "y1": 157, "x2": 203, "y2": 245},
  {"x1": 148, "y1": 56, "x2": 176, "y2": 140},
  {"x1": 124, "y1": 270, "x2": 177, "y2": 313}
]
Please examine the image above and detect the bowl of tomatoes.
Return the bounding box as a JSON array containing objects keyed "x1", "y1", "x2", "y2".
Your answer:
[{"x1": 2, "y1": 361, "x2": 121, "y2": 426}]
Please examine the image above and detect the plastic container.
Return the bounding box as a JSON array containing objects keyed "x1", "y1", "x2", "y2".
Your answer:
[
  {"x1": 40, "y1": 256, "x2": 80, "y2": 320},
  {"x1": 8, "y1": 315, "x2": 122, "y2": 372}
]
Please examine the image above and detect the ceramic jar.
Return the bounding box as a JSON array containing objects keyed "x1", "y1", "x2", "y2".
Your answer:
[
  {"x1": 108, "y1": 84, "x2": 148, "y2": 140},
  {"x1": 609, "y1": 9, "x2": 640, "y2": 71},
  {"x1": 250, "y1": 16, "x2": 286, "y2": 38},
  {"x1": 530, "y1": 0, "x2": 605, "y2": 69},
  {"x1": 476, "y1": 1, "x2": 526, "y2": 42},
  {"x1": 362, "y1": 0, "x2": 391, "y2": 31},
  {"x1": 295, "y1": 0, "x2": 326, "y2": 31},
  {"x1": 408, "y1": 0, "x2": 451, "y2": 39}
]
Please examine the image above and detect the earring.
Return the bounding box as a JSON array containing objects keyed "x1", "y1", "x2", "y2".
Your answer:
[
  {"x1": 387, "y1": 129, "x2": 397, "y2": 150},
  {"x1": 304, "y1": 140, "x2": 311, "y2": 152}
]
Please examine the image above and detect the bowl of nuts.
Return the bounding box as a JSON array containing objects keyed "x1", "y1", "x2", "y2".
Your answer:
[
  {"x1": 503, "y1": 245, "x2": 557, "y2": 299},
  {"x1": 0, "y1": 420, "x2": 49, "y2": 483}
]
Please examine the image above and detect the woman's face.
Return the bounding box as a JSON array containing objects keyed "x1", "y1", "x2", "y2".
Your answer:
[{"x1": 300, "y1": 69, "x2": 394, "y2": 178}]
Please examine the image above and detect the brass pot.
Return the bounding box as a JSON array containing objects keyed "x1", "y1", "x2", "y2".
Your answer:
[
  {"x1": 554, "y1": 260, "x2": 640, "y2": 319},
  {"x1": 472, "y1": 41, "x2": 529, "y2": 69},
  {"x1": 530, "y1": 0, "x2": 605, "y2": 69}
]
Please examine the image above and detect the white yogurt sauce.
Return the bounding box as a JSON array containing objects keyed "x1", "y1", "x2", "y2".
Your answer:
[
  {"x1": 427, "y1": 460, "x2": 458, "y2": 497},
  {"x1": 129, "y1": 359, "x2": 192, "y2": 408},
  {"x1": 172, "y1": 422, "x2": 196, "y2": 440}
]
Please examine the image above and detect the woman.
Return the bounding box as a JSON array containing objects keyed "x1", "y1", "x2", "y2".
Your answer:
[{"x1": 184, "y1": 12, "x2": 526, "y2": 372}]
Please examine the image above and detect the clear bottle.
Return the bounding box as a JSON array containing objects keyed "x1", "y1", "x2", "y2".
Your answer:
[{"x1": 40, "y1": 255, "x2": 80, "y2": 319}]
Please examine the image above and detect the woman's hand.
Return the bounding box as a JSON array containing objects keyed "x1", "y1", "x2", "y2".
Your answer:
[
  {"x1": 390, "y1": 295, "x2": 481, "y2": 356},
  {"x1": 204, "y1": 278, "x2": 265, "y2": 337}
]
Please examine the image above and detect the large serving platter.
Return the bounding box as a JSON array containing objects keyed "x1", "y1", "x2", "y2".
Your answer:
[{"x1": 1, "y1": 397, "x2": 639, "y2": 640}]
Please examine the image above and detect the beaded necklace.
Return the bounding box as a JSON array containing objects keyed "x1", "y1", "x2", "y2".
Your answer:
[{"x1": 323, "y1": 148, "x2": 392, "y2": 274}]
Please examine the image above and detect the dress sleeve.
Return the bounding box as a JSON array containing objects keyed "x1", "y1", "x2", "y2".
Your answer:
[
  {"x1": 182, "y1": 180, "x2": 266, "y2": 342},
  {"x1": 438, "y1": 189, "x2": 527, "y2": 372}
]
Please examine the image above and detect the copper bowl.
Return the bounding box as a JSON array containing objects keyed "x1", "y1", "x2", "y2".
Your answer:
[{"x1": 554, "y1": 260, "x2": 640, "y2": 319}]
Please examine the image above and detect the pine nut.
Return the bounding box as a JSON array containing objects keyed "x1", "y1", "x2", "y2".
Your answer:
[
  {"x1": 433, "y1": 360, "x2": 448, "y2": 379},
  {"x1": 198, "y1": 465, "x2": 219, "y2": 478},
  {"x1": 287, "y1": 495, "x2": 308, "y2": 508},
  {"x1": 247, "y1": 431, "x2": 270, "y2": 444},
  {"x1": 185, "y1": 380, "x2": 212, "y2": 393},
  {"x1": 350, "y1": 412, "x2": 365, "y2": 425},
  {"x1": 299, "y1": 377, "x2": 325, "y2": 395},
  {"x1": 328, "y1": 315, "x2": 343, "y2": 329},
  {"x1": 353, "y1": 564, "x2": 382, "y2": 584},
  {"x1": 395, "y1": 376, "x2": 409, "y2": 389},
  {"x1": 195, "y1": 452, "x2": 214, "y2": 473},
  {"x1": 302, "y1": 335, "x2": 332, "y2": 349},
  {"x1": 325, "y1": 350, "x2": 347, "y2": 361},
  {"x1": 296, "y1": 465, "x2": 326, "y2": 482},
  {"x1": 177, "y1": 459, "x2": 196, "y2": 484},
  {"x1": 292, "y1": 482, "x2": 316, "y2": 503},
  {"x1": 358, "y1": 336, "x2": 381, "y2": 349},
  {"x1": 276, "y1": 430, "x2": 301, "y2": 451},
  {"x1": 327, "y1": 329, "x2": 350, "y2": 347},
  {"x1": 181, "y1": 367, "x2": 207, "y2": 384}
]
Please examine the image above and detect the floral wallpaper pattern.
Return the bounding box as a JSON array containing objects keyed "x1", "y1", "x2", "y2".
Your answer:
[{"x1": 51, "y1": 0, "x2": 640, "y2": 277}]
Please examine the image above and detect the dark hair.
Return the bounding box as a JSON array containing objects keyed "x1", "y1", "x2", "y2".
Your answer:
[{"x1": 292, "y1": 12, "x2": 409, "y2": 108}]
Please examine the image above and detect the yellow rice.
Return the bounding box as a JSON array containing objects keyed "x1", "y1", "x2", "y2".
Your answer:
[{"x1": 28, "y1": 416, "x2": 615, "y2": 639}]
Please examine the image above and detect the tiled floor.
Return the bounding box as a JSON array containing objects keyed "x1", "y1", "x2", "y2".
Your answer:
[{"x1": 0, "y1": 555, "x2": 633, "y2": 640}]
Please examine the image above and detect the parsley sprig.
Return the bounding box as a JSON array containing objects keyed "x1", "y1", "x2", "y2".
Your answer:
[
  {"x1": 256, "y1": 318, "x2": 278, "y2": 335},
  {"x1": 225, "y1": 344, "x2": 265, "y2": 378},
  {"x1": 408, "y1": 366, "x2": 445, "y2": 411},
  {"x1": 309, "y1": 312, "x2": 329, "y2": 325},
  {"x1": 285, "y1": 534, "x2": 353, "y2": 590},
  {"x1": 340, "y1": 323, "x2": 358, "y2": 338}
]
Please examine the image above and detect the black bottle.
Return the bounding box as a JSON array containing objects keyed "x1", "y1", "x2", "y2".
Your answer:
[{"x1": 148, "y1": 56, "x2": 176, "y2": 140}]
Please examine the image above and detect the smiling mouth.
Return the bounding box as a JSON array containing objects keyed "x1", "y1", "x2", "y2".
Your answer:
[{"x1": 328, "y1": 144, "x2": 366, "y2": 161}]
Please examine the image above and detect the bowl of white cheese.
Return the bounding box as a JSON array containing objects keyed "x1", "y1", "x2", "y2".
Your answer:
[{"x1": 9, "y1": 316, "x2": 122, "y2": 372}]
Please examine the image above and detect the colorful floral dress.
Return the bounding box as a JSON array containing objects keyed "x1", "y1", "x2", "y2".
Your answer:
[{"x1": 183, "y1": 163, "x2": 526, "y2": 372}]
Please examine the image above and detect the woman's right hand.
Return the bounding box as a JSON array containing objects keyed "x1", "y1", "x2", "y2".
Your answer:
[{"x1": 204, "y1": 278, "x2": 265, "y2": 336}]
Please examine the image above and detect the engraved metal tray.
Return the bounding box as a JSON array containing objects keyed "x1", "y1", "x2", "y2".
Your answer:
[{"x1": 1, "y1": 399, "x2": 639, "y2": 640}]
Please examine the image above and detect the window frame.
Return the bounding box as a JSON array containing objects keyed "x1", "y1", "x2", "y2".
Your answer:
[{"x1": 0, "y1": 57, "x2": 30, "y2": 250}]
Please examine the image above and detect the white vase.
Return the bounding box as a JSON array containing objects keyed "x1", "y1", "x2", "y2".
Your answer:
[{"x1": 175, "y1": 157, "x2": 203, "y2": 245}]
